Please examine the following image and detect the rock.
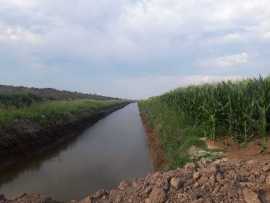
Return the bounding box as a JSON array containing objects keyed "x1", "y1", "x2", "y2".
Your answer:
[
  {"x1": 213, "y1": 159, "x2": 222, "y2": 165},
  {"x1": 209, "y1": 165, "x2": 217, "y2": 174},
  {"x1": 197, "y1": 158, "x2": 213, "y2": 168},
  {"x1": 198, "y1": 176, "x2": 209, "y2": 185},
  {"x1": 247, "y1": 160, "x2": 256, "y2": 165},
  {"x1": 266, "y1": 175, "x2": 270, "y2": 185},
  {"x1": 258, "y1": 175, "x2": 266, "y2": 184},
  {"x1": 263, "y1": 164, "x2": 270, "y2": 172},
  {"x1": 114, "y1": 195, "x2": 122, "y2": 203},
  {"x1": 193, "y1": 172, "x2": 201, "y2": 181},
  {"x1": 192, "y1": 198, "x2": 204, "y2": 203},
  {"x1": 188, "y1": 145, "x2": 223, "y2": 161},
  {"x1": 79, "y1": 196, "x2": 93, "y2": 203},
  {"x1": 188, "y1": 146, "x2": 207, "y2": 160},
  {"x1": 242, "y1": 188, "x2": 261, "y2": 203},
  {"x1": 132, "y1": 181, "x2": 139, "y2": 188},
  {"x1": 93, "y1": 190, "x2": 107, "y2": 198},
  {"x1": 148, "y1": 187, "x2": 167, "y2": 203},
  {"x1": 145, "y1": 198, "x2": 151, "y2": 203},
  {"x1": 162, "y1": 181, "x2": 170, "y2": 191},
  {"x1": 260, "y1": 191, "x2": 270, "y2": 203},
  {"x1": 152, "y1": 172, "x2": 162, "y2": 178},
  {"x1": 170, "y1": 177, "x2": 182, "y2": 189},
  {"x1": 144, "y1": 186, "x2": 152, "y2": 195},
  {"x1": 184, "y1": 163, "x2": 196, "y2": 171},
  {"x1": 118, "y1": 180, "x2": 130, "y2": 190}
]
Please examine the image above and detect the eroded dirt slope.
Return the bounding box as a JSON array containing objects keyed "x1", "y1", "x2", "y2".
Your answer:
[{"x1": 73, "y1": 158, "x2": 270, "y2": 203}]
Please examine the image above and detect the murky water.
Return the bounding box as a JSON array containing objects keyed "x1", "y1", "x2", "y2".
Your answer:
[{"x1": 0, "y1": 103, "x2": 153, "y2": 201}]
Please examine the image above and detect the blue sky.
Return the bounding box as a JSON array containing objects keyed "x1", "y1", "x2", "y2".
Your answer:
[{"x1": 0, "y1": 0, "x2": 270, "y2": 99}]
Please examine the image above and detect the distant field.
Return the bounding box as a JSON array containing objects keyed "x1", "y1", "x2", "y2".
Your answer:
[
  {"x1": 0, "y1": 85, "x2": 124, "y2": 128},
  {"x1": 0, "y1": 99, "x2": 122, "y2": 128},
  {"x1": 0, "y1": 93, "x2": 43, "y2": 108},
  {"x1": 139, "y1": 76, "x2": 270, "y2": 169},
  {"x1": 0, "y1": 84, "x2": 119, "y2": 101}
]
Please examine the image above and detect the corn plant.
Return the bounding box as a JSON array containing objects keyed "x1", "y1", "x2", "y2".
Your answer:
[{"x1": 141, "y1": 76, "x2": 270, "y2": 143}]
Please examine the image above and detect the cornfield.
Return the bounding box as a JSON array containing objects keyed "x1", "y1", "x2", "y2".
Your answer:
[
  {"x1": 142, "y1": 76, "x2": 270, "y2": 142},
  {"x1": 139, "y1": 76, "x2": 270, "y2": 168}
]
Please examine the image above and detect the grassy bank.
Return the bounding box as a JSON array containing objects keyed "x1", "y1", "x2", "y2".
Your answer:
[
  {"x1": 0, "y1": 99, "x2": 123, "y2": 128},
  {"x1": 139, "y1": 76, "x2": 270, "y2": 169},
  {"x1": 0, "y1": 97, "x2": 128, "y2": 170}
]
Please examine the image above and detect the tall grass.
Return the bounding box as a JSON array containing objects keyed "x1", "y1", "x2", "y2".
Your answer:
[{"x1": 139, "y1": 76, "x2": 270, "y2": 168}]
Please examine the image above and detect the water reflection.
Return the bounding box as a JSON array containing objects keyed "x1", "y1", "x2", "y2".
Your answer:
[{"x1": 0, "y1": 103, "x2": 153, "y2": 201}]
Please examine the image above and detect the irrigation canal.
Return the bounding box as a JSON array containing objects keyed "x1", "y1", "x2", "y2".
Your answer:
[{"x1": 0, "y1": 103, "x2": 153, "y2": 201}]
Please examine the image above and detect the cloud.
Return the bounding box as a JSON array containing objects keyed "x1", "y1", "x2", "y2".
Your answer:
[
  {"x1": 260, "y1": 31, "x2": 270, "y2": 41},
  {"x1": 0, "y1": 0, "x2": 270, "y2": 98},
  {"x1": 0, "y1": 25, "x2": 42, "y2": 44},
  {"x1": 207, "y1": 33, "x2": 245, "y2": 45},
  {"x1": 2, "y1": 0, "x2": 36, "y2": 9},
  {"x1": 199, "y1": 52, "x2": 249, "y2": 68},
  {"x1": 262, "y1": 32, "x2": 270, "y2": 40}
]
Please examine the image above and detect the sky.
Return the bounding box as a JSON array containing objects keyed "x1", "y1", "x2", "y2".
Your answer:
[{"x1": 0, "y1": 0, "x2": 270, "y2": 99}]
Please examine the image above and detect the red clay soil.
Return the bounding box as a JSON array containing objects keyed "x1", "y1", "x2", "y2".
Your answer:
[
  {"x1": 140, "y1": 113, "x2": 167, "y2": 171},
  {"x1": 207, "y1": 137, "x2": 270, "y2": 162},
  {"x1": 75, "y1": 158, "x2": 270, "y2": 203}
]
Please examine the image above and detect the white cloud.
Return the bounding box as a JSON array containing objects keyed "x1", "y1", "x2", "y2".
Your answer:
[
  {"x1": 0, "y1": 25, "x2": 42, "y2": 44},
  {"x1": 208, "y1": 33, "x2": 245, "y2": 44},
  {"x1": 2, "y1": 0, "x2": 269, "y2": 59},
  {"x1": 199, "y1": 52, "x2": 249, "y2": 68},
  {"x1": 262, "y1": 32, "x2": 270, "y2": 40},
  {"x1": 0, "y1": 0, "x2": 270, "y2": 98},
  {"x1": 1, "y1": 0, "x2": 36, "y2": 8}
]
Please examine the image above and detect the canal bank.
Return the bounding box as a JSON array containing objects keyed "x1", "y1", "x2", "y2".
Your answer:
[
  {"x1": 0, "y1": 103, "x2": 153, "y2": 201},
  {"x1": 0, "y1": 102, "x2": 129, "y2": 172}
]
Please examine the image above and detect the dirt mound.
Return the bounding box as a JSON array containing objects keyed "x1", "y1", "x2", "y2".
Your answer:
[
  {"x1": 75, "y1": 158, "x2": 270, "y2": 203},
  {"x1": 1, "y1": 194, "x2": 60, "y2": 203},
  {"x1": 2, "y1": 158, "x2": 270, "y2": 203}
]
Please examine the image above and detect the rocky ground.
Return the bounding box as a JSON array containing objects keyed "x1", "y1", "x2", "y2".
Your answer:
[{"x1": 2, "y1": 157, "x2": 270, "y2": 203}]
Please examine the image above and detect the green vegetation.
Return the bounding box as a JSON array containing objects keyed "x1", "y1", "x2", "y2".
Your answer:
[
  {"x1": 0, "y1": 84, "x2": 119, "y2": 101},
  {"x1": 0, "y1": 87, "x2": 127, "y2": 165},
  {"x1": 139, "y1": 76, "x2": 270, "y2": 169},
  {"x1": 0, "y1": 85, "x2": 125, "y2": 129},
  {"x1": 0, "y1": 99, "x2": 122, "y2": 128},
  {"x1": 0, "y1": 93, "x2": 43, "y2": 108}
]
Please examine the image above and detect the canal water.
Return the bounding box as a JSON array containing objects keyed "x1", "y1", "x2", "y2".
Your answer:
[{"x1": 0, "y1": 103, "x2": 153, "y2": 201}]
